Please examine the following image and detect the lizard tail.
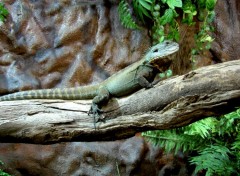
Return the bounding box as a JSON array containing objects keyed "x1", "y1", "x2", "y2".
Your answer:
[{"x1": 0, "y1": 85, "x2": 100, "y2": 101}]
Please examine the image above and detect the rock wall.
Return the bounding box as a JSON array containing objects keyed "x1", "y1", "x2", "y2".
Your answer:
[
  {"x1": 0, "y1": 0, "x2": 150, "y2": 93},
  {"x1": 211, "y1": 0, "x2": 240, "y2": 62},
  {"x1": 0, "y1": 0, "x2": 239, "y2": 175},
  {"x1": 0, "y1": 137, "x2": 189, "y2": 176}
]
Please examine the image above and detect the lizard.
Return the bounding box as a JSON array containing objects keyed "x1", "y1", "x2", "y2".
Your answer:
[{"x1": 0, "y1": 40, "x2": 179, "y2": 127}]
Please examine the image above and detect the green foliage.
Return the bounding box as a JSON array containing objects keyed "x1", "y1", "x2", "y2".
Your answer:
[
  {"x1": 0, "y1": 170, "x2": 11, "y2": 176},
  {"x1": 142, "y1": 108, "x2": 240, "y2": 175},
  {"x1": 165, "y1": 0, "x2": 183, "y2": 9},
  {"x1": 0, "y1": 161, "x2": 11, "y2": 176},
  {"x1": 159, "y1": 69, "x2": 173, "y2": 78},
  {"x1": 206, "y1": 0, "x2": 217, "y2": 11},
  {"x1": 118, "y1": 0, "x2": 217, "y2": 53},
  {"x1": 0, "y1": 2, "x2": 8, "y2": 22},
  {"x1": 190, "y1": 145, "x2": 234, "y2": 175},
  {"x1": 118, "y1": 0, "x2": 140, "y2": 29},
  {"x1": 133, "y1": 0, "x2": 152, "y2": 21}
]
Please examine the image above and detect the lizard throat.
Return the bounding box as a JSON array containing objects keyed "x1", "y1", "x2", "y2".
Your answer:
[{"x1": 150, "y1": 56, "x2": 173, "y2": 72}]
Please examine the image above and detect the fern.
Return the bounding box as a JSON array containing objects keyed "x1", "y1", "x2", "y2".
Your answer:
[
  {"x1": 142, "y1": 117, "x2": 217, "y2": 154},
  {"x1": 118, "y1": 0, "x2": 217, "y2": 52},
  {"x1": 0, "y1": 2, "x2": 8, "y2": 22},
  {"x1": 132, "y1": 0, "x2": 152, "y2": 22},
  {"x1": 143, "y1": 128, "x2": 206, "y2": 154},
  {"x1": 190, "y1": 145, "x2": 234, "y2": 176},
  {"x1": 0, "y1": 170, "x2": 11, "y2": 176},
  {"x1": 184, "y1": 117, "x2": 217, "y2": 138},
  {"x1": 159, "y1": 8, "x2": 175, "y2": 26},
  {"x1": 118, "y1": 0, "x2": 140, "y2": 29},
  {"x1": 143, "y1": 108, "x2": 240, "y2": 175},
  {"x1": 232, "y1": 133, "x2": 240, "y2": 150},
  {"x1": 0, "y1": 160, "x2": 11, "y2": 176}
]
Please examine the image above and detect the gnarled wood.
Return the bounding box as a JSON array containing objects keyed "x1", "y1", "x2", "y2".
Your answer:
[{"x1": 0, "y1": 60, "x2": 240, "y2": 144}]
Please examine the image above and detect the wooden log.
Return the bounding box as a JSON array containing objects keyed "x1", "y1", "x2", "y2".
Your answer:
[{"x1": 0, "y1": 60, "x2": 240, "y2": 144}]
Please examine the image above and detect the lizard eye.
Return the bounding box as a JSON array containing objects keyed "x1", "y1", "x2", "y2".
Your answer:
[{"x1": 153, "y1": 49, "x2": 159, "y2": 52}]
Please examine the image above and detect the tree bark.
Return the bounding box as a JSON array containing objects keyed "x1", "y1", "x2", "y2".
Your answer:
[{"x1": 0, "y1": 60, "x2": 240, "y2": 144}]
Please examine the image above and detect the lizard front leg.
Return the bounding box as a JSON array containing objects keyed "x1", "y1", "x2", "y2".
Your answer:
[
  {"x1": 88, "y1": 86, "x2": 110, "y2": 129},
  {"x1": 136, "y1": 65, "x2": 158, "y2": 89}
]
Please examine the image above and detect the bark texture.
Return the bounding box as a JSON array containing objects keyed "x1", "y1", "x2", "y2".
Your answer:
[{"x1": 0, "y1": 60, "x2": 239, "y2": 144}]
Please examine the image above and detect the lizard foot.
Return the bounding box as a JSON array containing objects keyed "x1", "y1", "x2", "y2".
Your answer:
[{"x1": 88, "y1": 103, "x2": 105, "y2": 129}]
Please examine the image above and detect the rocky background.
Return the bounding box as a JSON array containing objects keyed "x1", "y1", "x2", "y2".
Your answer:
[
  {"x1": 0, "y1": 0, "x2": 239, "y2": 175},
  {"x1": 0, "y1": 0, "x2": 150, "y2": 93}
]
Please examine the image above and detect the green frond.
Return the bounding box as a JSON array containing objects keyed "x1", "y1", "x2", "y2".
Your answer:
[
  {"x1": 232, "y1": 133, "x2": 240, "y2": 150},
  {"x1": 159, "y1": 8, "x2": 175, "y2": 25},
  {"x1": 118, "y1": 0, "x2": 140, "y2": 29},
  {"x1": 143, "y1": 108, "x2": 240, "y2": 175},
  {"x1": 217, "y1": 107, "x2": 240, "y2": 136},
  {"x1": 142, "y1": 128, "x2": 206, "y2": 154},
  {"x1": 0, "y1": 2, "x2": 9, "y2": 22},
  {"x1": 190, "y1": 145, "x2": 234, "y2": 175},
  {"x1": 184, "y1": 117, "x2": 217, "y2": 138},
  {"x1": 117, "y1": 0, "x2": 217, "y2": 53},
  {"x1": 132, "y1": 0, "x2": 153, "y2": 22}
]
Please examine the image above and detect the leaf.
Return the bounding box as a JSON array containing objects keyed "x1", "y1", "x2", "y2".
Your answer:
[
  {"x1": 0, "y1": 2, "x2": 8, "y2": 22},
  {"x1": 160, "y1": 8, "x2": 174, "y2": 25},
  {"x1": 159, "y1": 72, "x2": 166, "y2": 78},
  {"x1": 159, "y1": 35, "x2": 165, "y2": 43},
  {"x1": 182, "y1": 0, "x2": 197, "y2": 25},
  {"x1": 118, "y1": 0, "x2": 140, "y2": 29},
  {"x1": 0, "y1": 15, "x2": 4, "y2": 22},
  {"x1": 139, "y1": 0, "x2": 152, "y2": 10},
  {"x1": 190, "y1": 145, "x2": 234, "y2": 175},
  {"x1": 197, "y1": 9, "x2": 207, "y2": 21},
  {"x1": 166, "y1": 0, "x2": 182, "y2": 9},
  {"x1": 174, "y1": 31, "x2": 180, "y2": 41},
  {"x1": 232, "y1": 134, "x2": 240, "y2": 150},
  {"x1": 207, "y1": 11, "x2": 215, "y2": 23},
  {"x1": 197, "y1": 0, "x2": 206, "y2": 8},
  {"x1": 206, "y1": 0, "x2": 217, "y2": 11},
  {"x1": 1, "y1": 7, "x2": 8, "y2": 16},
  {"x1": 166, "y1": 69, "x2": 173, "y2": 77},
  {"x1": 183, "y1": 1, "x2": 197, "y2": 14},
  {"x1": 133, "y1": 0, "x2": 152, "y2": 21}
]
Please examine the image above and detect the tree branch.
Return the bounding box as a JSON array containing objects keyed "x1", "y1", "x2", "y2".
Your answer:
[{"x1": 0, "y1": 60, "x2": 240, "y2": 144}]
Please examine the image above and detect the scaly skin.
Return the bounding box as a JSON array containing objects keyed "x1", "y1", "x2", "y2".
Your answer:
[{"x1": 0, "y1": 40, "x2": 179, "y2": 127}]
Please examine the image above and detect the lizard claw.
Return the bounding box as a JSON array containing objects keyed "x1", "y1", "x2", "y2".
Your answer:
[
  {"x1": 146, "y1": 83, "x2": 153, "y2": 89},
  {"x1": 88, "y1": 103, "x2": 105, "y2": 129},
  {"x1": 88, "y1": 103, "x2": 103, "y2": 115}
]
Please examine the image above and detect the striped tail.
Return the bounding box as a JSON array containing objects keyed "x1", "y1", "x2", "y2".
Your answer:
[{"x1": 0, "y1": 85, "x2": 100, "y2": 101}]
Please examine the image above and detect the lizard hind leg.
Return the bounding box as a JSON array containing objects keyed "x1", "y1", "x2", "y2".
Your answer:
[{"x1": 88, "y1": 86, "x2": 110, "y2": 128}]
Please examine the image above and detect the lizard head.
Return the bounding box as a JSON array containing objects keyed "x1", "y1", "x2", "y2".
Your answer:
[{"x1": 143, "y1": 40, "x2": 179, "y2": 72}]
